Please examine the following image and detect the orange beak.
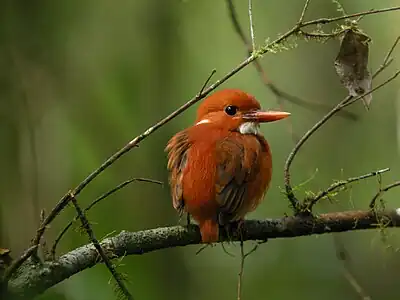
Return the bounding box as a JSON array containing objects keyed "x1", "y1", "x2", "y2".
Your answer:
[{"x1": 241, "y1": 110, "x2": 291, "y2": 123}]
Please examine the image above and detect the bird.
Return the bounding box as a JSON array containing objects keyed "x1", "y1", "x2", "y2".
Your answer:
[{"x1": 166, "y1": 89, "x2": 290, "y2": 243}]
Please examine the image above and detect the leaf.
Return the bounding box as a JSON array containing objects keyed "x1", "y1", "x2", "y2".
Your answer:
[{"x1": 334, "y1": 27, "x2": 372, "y2": 110}]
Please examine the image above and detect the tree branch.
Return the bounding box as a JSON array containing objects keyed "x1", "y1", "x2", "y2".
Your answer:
[{"x1": 7, "y1": 209, "x2": 400, "y2": 299}]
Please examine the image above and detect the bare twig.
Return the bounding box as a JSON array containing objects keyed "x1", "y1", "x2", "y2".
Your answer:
[
  {"x1": 198, "y1": 69, "x2": 216, "y2": 95},
  {"x1": 2, "y1": 245, "x2": 38, "y2": 283},
  {"x1": 31, "y1": 194, "x2": 74, "y2": 250},
  {"x1": 237, "y1": 241, "x2": 263, "y2": 300},
  {"x1": 50, "y1": 178, "x2": 162, "y2": 259},
  {"x1": 248, "y1": 0, "x2": 255, "y2": 51},
  {"x1": 298, "y1": 0, "x2": 311, "y2": 24},
  {"x1": 370, "y1": 181, "x2": 400, "y2": 209},
  {"x1": 301, "y1": 6, "x2": 400, "y2": 27},
  {"x1": 237, "y1": 241, "x2": 245, "y2": 300},
  {"x1": 39, "y1": 210, "x2": 50, "y2": 259},
  {"x1": 70, "y1": 193, "x2": 134, "y2": 300},
  {"x1": 373, "y1": 36, "x2": 400, "y2": 79},
  {"x1": 7, "y1": 209, "x2": 400, "y2": 299},
  {"x1": 307, "y1": 168, "x2": 390, "y2": 209}
]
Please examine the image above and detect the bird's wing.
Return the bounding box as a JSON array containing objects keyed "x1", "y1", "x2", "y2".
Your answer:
[
  {"x1": 215, "y1": 135, "x2": 259, "y2": 223},
  {"x1": 165, "y1": 130, "x2": 191, "y2": 215}
]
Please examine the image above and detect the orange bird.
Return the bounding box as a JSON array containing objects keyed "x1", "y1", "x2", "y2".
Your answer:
[{"x1": 166, "y1": 89, "x2": 290, "y2": 243}]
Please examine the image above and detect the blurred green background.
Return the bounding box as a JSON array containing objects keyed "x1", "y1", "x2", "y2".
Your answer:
[{"x1": 1, "y1": 0, "x2": 400, "y2": 299}]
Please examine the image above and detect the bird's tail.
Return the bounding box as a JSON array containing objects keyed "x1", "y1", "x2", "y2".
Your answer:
[{"x1": 199, "y1": 219, "x2": 219, "y2": 243}]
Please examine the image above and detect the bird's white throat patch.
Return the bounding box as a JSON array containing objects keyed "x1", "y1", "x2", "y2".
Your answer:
[
  {"x1": 196, "y1": 120, "x2": 259, "y2": 135},
  {"x1": 239, "y1": 122, "x2": 259, "y2": 135},
  {"x1": 195, "y1": 119, "x2": 211, "y2": 125}
]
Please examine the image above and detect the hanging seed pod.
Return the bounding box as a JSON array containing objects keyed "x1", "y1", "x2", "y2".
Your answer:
[{"x1": 334, "y1": 27, "x2": 372, "y2": 110}]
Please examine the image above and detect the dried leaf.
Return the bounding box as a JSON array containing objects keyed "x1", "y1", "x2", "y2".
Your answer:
[{"x1": 334, "y1": 28, "x2": 372, "y2": 110}]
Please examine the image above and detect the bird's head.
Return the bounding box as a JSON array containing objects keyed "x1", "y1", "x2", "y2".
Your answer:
[{"x1": 195, "y1": 89, "x2": 290, "y2": 135}]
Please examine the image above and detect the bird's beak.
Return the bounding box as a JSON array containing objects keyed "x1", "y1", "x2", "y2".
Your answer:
[{"x1": 242, "y1": 110, "x2": 291, "y2": 123}]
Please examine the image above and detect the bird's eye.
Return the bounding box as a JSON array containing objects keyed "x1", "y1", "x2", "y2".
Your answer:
[{"x1": 224, "y1": 105, "x2": 238, "y2": 116}]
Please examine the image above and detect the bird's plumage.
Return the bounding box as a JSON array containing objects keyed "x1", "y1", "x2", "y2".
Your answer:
[{"x1": 166, "y1": 89, "x2": 288, "y2": 242}]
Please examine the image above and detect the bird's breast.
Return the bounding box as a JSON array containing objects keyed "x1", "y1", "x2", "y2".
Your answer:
[{"x1": 180, "y1": 127, "x2": 272, "y2": 220}]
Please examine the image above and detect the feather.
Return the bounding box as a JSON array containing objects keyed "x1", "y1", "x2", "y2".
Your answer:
[{"x1": 166, "y1": 130, "x2": 190, "y2": 215}]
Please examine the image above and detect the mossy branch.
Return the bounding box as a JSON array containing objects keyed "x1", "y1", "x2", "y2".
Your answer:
[{"x1": 6, "y1": 209, "x2": 400, "y2": 299}]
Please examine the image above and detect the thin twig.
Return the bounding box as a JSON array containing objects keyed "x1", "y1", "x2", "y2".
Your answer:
[
  {"x1": 70, "y1": 193, "x2": 134, "y2": 300},
  {"x1": 221, "y1": 243, "x2": 236, "y2": 257},
  {"x1": 39, "y1": 210, "x2": 50, "y2": 259},
  {"x1": 373, "y1": 36, "x2": 400, "y2": 79},
  {"x1": 2, "y1": 245, "x2": 38, "y2": 283},
  {"x1": 237, "y1": 241, "x2": 244, "y2": 300},
  {"x1": 370, "y1": 181, "x2": 400, "y2": 209},
  {"x1": 298, "y1": 0, "x2": 311, "y2": 24},
  {"x1": 198, "y1": 69, "x2": 216, "y2": 95},
  {"x1": 308, "y1": 168, "x2": 390, "y2": 209},
  {"x1": 237, "y1": 241, "x2": 261, "y2": 300},
  {"x1": 31, "y1": 194, "x2": 73, "y2": 249},
  {"x1": 301, "y1": 6, "x2": 400, "y2": 27},
  {"x1": 248, "y1": 0, "x2": 255, "y2": 51},
  {"x1": 50, "y1": 178, "x2": 162, "y2": 259}
]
